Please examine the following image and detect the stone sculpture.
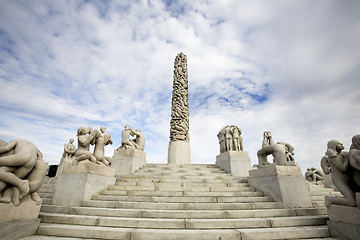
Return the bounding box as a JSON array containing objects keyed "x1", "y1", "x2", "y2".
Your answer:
[
  {"x1": 62, "y1": 138, "x2": 76, "y2": 160},
  {"x1": 257, "y1": 131, "x2": 296, "y2": 168},
  {"x1": 217, "y1": 125, "x2": 243, "y2": 153},
  {"x1": 119, "y1": 125, "x2": 145, "y2": 151},
  {"x1": 0, "y1": 139, "x2": 48, "y2": 206},
  {"x1": 93, "y1": 127, "x2": 113, "y2": 166},
  {"x1": 69, "y1": 126, "x2": 113, "y2": 166},
  {"x1": 305, "y1": 167, "x2": 324, "y2": 182},
  {"x1": 169, "y1": 52, "x2": 189, "y2": 142},
  {"x1": 321, "y1": 137, "x2": 360, "y2": 208}
]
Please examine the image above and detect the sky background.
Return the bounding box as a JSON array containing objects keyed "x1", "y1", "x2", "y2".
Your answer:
[{"x1": 0, "y1": 0, "x2": 359, "y2": 174}]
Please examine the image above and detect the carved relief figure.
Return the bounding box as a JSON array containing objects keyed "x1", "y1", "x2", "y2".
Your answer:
[
  {"x1": 217, "y1": 125, "x2": 244, "y2": 153},
  {"x1": 0, "y1": 139, "x2": 48, "y2": 206},
  {"x1": 170, "y1": 52, "x2": 189, "y2": 142},
  {"x1": 257, "y1": 131, "x2": 296, "y2": 168}
]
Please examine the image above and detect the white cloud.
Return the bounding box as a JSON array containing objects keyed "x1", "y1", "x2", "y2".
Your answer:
[{"x1": 0, "y1": 0, "x2": 359, "y2": 175}]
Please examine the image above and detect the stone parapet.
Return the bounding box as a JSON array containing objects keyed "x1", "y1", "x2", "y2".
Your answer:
[{"x1": 216, "y1": 151, "x2": 251, "y2": 177}]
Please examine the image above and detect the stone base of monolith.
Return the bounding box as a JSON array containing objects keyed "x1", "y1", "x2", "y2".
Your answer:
[
  {"x1": 0, "y1": 218, "x2": 40, "y2": 240},
  {"x1": 112, "y1": 147, "x2": 147, "y2": 175},
  {"x1": 248, "y1": 165, "x2": 312, "y2": 208},
  {"x1": 216, "y1": 151, "x2": 251, "y2": 177},
  {"x1": 168, "y1": 141, "x2": 191, "y2": 164},
  {"x1": 327, "y1": 204, "x2": 360, "y2": 240},
  {"x1": 53, "y1": 161, "x2": 115, "y2": 206}
]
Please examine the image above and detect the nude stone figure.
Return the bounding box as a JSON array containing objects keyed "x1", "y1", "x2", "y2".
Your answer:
[
  {"x1": 133, "y1": 129, "x2": 145, "y2": 151},
  {"x1": 348, "y1": 135, "x2": 360, "y2": 207},
  {"x1": 72, "y1": 127, "x2": 99, "y2": 166},
  {"x1": 93, "y1": 127, "x2": 113, "y2": 166},
  {"x1": 121, "y1": 125, "x2": 138, "y2": 149},
  {"x1": 0, "y1": 139, "x2": 47, "y2": 206},
  {"x1": 62, "y1": 138, "x2": 76, "y2": 160},
  {"x1": 257, "y1": 131, "x2": 287, "y2": 167},
  {"x1": 305, "y1": 167, "x2": 324, "y2": 182},
  {"x1": 321, "y1": 139, "x2": 359, "y2": 208}
]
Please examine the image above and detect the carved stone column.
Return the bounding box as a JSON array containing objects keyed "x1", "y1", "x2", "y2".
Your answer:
[{"x1": 167, "y1": 52, "x2": 191, "y2": 164}]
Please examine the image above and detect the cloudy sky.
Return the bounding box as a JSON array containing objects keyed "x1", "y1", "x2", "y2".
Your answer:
[{"x1": 0, "y1": 0, "x2": 359, "y2": 174}]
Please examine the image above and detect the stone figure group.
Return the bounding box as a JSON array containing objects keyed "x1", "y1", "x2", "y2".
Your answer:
[
  {"x1": 120, "y1": 125, "x2": 145, "y2": 151},
  {"x1": 62, "y1": 126, "x2": 113, "y2": 166},
  {"x1": 169, "y1": 52, "x2": 190, "y2": 142},
  {"x1": 217, "y1": 125, "x2": 243, "y2": 153},
  {"x1": 305, "y1": 167, "x2": 324, "y2": 182},
  {"x1": 0, "y1": 139, "x2": 48, "y2": 206},
  {"x1": 257, "y1": 131, "x2": 296, "y2": 168},
  {"x1": 321, "y1": 135, "x2": 360, "y2": 208}
]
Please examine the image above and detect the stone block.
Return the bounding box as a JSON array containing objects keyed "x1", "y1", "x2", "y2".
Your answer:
[
  {"x1": 167, "y1": 141, "x2": 191, "y2": 164},
  {"x1": 112, "y1": 147, "x2": 146, "y2": 175},
  {"x1": 52, "y1": 172, "x2": 116, "y2": 206},
  {"x1": 0, "y1": 218, "x2": 40, "y2": 240},
  {"x1": 327, "y1": 220, "x2": 360, "y2": 240},
  {"x1": 248, "y1": 165, "x2": 312, "y2": 208},
  {"x1": 0, "y1": 195, "x2": 41, "y2": 223},
  {"x1": 216, "y1": 151, "x2": 251, "y2": 177},
  {"x1": 61, "y1": 160, "x2": 115, "y2": 177},
  {"x1": 328, "y1": 204, "x2": 360, "y2": 226}
]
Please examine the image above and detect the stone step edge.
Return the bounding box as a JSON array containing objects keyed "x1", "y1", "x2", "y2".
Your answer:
[
  {"x1": 37, "y1": 223, "x2": 330, "y2": 240},
  {"x1": 39, "y1": 212, "x2": 328, "y2": 229}
]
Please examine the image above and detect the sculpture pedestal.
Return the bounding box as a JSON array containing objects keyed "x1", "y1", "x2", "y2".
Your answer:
[
  {"x1": 249, "y1": 165, "x2": 312, "y2": 208},
  {"x1": 327, "y1": 205, "x2": 360, "y2": 240},
  {"x1": 168, "y1": 141, "x2": 191, "y2": 164},
  {"x1": 53, "y1": 161, "x2": 115, "y2": 206},
  {"x1": 0, "y1": 195, "x2": 42, "y2": 240},
  {"x1": 216, "y1": 151, "x2": 251, "y2": 177},
  {"x1": 112, "y1": 147, "x2": 147, "y2": 175}
]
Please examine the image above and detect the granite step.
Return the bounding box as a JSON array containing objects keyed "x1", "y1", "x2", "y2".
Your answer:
[
  {"x1": 81, "y1": 200, "x2": 286, "y2": 210},
  {"x1": 239, "y1": 225, "x2": 331, "y2": 239},
  {"x1": 41, "y1": 205, "x2": 300, "y2": 219}
]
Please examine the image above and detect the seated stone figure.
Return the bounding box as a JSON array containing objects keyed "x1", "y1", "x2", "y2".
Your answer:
[
  {"x1": 257, "y1": 131, "x2": 296, "y2": 168},
  {"x1": 321, "y1": 138, "x2": 360, "y2": 208},
  {"x1": 305, "y1": 167, "x2": 324, "y2": 182},
  {"x1": 0, "y1": 139, "x2": 48, "y2": 206},
  {"x1": 62, "y1": 138, "x2": 76, "y2": 160}
]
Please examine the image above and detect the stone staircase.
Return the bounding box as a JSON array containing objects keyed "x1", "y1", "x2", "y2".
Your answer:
[
  {"x1": 23, "y1": 164, "x2": 338, "y2": 240},
  {"x1": 37, "y1": 177, "x2": 56, "y2": 206},
  {"x1": 308, "y1": 181, "x2": 342, "y2": 208}
]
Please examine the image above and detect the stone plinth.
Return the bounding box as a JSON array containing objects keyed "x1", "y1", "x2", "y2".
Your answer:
[
  {"x1": 0, "y1": 218, "x2": 40, "y2": 240},
  {"x1": 0, "y1": 195, "x2": 41, "y2": 224},
  {"x1": 327, "y1": 205, "x2": 360, "y2": 240},
  {"x1": 216, "y1": 151, "x2": 251, "y2": 177},
  {"x1": 53, "y1": 161, "x2": 116, "y2": 206},
  {"x1": 168, "y1": 141, "x2": 191, "y2": 164},
  {"x1": 248, "y1": 165, "x2": 312, "y2": 208},
  {"x1": 112, "y1": 147, "x2": 146, "y2": 175}
]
